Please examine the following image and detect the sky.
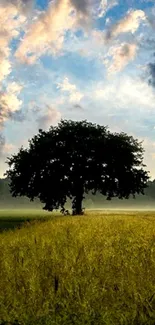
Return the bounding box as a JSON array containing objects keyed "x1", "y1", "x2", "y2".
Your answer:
[{"x1": 0, "y1": 0, "x2": 155, "y2": 179}]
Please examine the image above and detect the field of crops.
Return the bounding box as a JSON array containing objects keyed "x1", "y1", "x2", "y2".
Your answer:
[{"x1": 0, "y1": 210, "x2": 155, "y2": 325}]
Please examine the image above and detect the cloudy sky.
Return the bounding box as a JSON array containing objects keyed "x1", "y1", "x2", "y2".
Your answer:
[{"x1": 0, "y1": 0, "x2": 155, "y2": 178}]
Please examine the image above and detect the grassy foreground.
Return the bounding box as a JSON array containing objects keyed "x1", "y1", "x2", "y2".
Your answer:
[
  {"x1": 0, "y1": 209, "x2": 59, "y2": 232},
  {"x1": 0, "y1": 211, "x2": 155, "y2": 325}
]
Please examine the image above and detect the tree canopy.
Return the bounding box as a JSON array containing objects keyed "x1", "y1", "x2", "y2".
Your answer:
[{"x1": 6, "y1": 120, "x2": 149, "y2": 215}]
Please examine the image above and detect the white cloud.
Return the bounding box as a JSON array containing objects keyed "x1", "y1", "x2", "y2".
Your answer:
[
  {"x1": 57, "y1": 77, "x2": 84, "y2": 103},
  {"x1": 94, "y1": 75, "x2": 155, "y2": 111},
  {"x1": 7, "y1": 82, "x2": 23, "y2": 94},
  {"x1": 0, "y1": 82, "x2": 23, "y2": 127},
  {"x1": 105, "y1": 42, "x2": 138, "y2": 73},
  {"x1": 0, "y1": 93, "x2": 22, "y2": 113},
  {"x1": 98, "y1": 0, "x2": 118, "y2": 18},
  {"x1": 0, "y1": 58, "x2": 12, "y2": 83},
  {"x1": 57, "y1": 77, "x2": 77, "y2": 92}
]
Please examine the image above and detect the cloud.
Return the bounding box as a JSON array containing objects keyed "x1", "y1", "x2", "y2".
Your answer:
[
  {"x1": 98, "y1": 0, "x2": 118, "y2": 18},
  {"x1": 15, "y1": 0, "x2": 94, "y2": 64},
  {"x1": 88, "y1": 75, "x2": 155, "y2": 180},
  {"x1": 138, "y1": 35, "x2": 155, "y2": 51},
  {"x1": 146, "y1": 5, "x2": 155, "y2": 29},
  {"x1": 7, "y1": 82, "x2": 23, "y2": 94},
  {"x1": 15, "y1": 2, "x2": 146, "y2": 66},
  {"x1": 148, "y1": 62, "x2": 155, "y2": 87},
  {"x1": 73, "y1": 104, "x2": 84, "y2": 110},
  {"x1": 63, "y1": 28, "x2": 107, "y2": 62},
  {"x1": 1, "y1": 0, "x2": 35, "y2": 14},
  {"x1": 0, "y1": 59, "x2": 12, "y2": 84},
  {"x1": 93, "y1": 75, "x2": 155, "y2": 112},
  {"x1": 36, "y1": 105, "x2": 61, "y2": 130},
  {"x1": 105, "y1": 9, "x2": 146, "y2": 41},
  {"x1": 70, "y1": 0, "x2": 90, "y2": 15},
  {"x1": 15, "y1": 0, "x2": 72, "y2": 63},
  {"x1": 106, "y1": 42, "x2": 138, "y2": 73},
  {"x1": 0, "y1": 0, "x2": 29, "y2": 83},
  {"x1": 57, "y1": 77, "x2": 84, "y2": 103},
  {"x1": 0, "y1": 82, "x2": 23, "y2": 128}
]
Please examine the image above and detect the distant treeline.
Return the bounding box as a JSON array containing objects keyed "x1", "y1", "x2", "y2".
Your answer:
[{"x1": 0, "y1": 178, "x2": 155, "y2": 209}]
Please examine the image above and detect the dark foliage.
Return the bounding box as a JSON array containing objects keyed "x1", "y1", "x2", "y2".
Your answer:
[{"x1": 6, "y1": 120, "x2": 149, "y2": 215}]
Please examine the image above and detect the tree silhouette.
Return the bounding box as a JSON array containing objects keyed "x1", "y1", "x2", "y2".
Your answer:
[{"x1": 6, "y1": 120, "x2": 149, "y2": 215}]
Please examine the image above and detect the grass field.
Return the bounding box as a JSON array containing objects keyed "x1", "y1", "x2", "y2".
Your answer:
[
  {"x1": 0, "y1": 209, "x2": 57, "y2": 232},
  {"x1": 0, "y1": 210, "x2": 155, "y2": 325}
]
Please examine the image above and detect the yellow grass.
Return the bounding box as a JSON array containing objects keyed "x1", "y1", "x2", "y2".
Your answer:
[{"x1": 0, "y1": 211, "x2": 155, "y2": 325}]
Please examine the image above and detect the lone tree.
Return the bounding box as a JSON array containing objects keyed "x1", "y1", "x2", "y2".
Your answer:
[{"x1": 6, "y1": 120, "x2": 149, "y2": 215}]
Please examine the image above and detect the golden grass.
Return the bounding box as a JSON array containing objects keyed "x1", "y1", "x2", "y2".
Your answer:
[{"x1": 0, "y1": 211, "x2": 155, "y2": 325}]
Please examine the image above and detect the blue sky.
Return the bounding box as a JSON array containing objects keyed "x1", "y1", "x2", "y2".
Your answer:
[{"x1": 0, "y1": 0, "x2": 155, "y2": 178}]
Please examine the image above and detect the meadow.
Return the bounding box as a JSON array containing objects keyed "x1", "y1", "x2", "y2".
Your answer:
[
  {"x1": 0, "y1": 210, "x2": 155, "y2": 325},
  {"x1": 0, "y1": 209, "x2": 56, "y2": 233}
]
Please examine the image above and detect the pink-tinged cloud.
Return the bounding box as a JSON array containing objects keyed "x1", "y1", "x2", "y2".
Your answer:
[
  {"x1": 106, "y1": 9, "x2": 146, "y2": 40},
  {"x1": 15, "y1": 0, "x2": 73, "y2": 63},
  {"x1": 0, "y1": 0, "x2": 28, "y2": 83},
  {"x1": 15, "y1": 0, "x2": 94, "y2": 64},
  {"x1": 106, "y1": 43, "x2": 138, "y2": 73}
]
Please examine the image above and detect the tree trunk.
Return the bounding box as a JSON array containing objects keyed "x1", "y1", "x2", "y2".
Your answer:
[{"x1": 72, "y1": 192, "x2": 84, "y2": 215}]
